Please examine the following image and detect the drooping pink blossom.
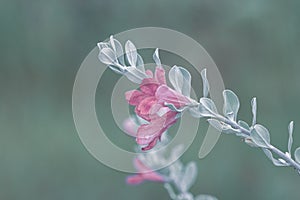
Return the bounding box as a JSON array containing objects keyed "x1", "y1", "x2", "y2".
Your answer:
[
  {"x1": 125, "y1": 66, "x2": 191, "y2": 150},
  {"x1": 126, "y1": 157, "x2": 165, "y2": 185}
]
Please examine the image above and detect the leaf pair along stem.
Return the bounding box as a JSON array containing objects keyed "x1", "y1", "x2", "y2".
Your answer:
[{"x1": 212, "y1": 113, "x2": 300, "y2": 173}]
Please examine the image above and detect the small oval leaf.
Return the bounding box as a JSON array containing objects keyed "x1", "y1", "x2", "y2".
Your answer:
[
  {"x1": 169, "y1": 65, "x2": 192, "y2": 97},
  {"x1": 97, "y1": 42, "x2": 109, "y2": 49},
  {"x1": 251, "y1": 97, "x2": 257, "y2": 126},
  {"x1": 288, "y1": 121, "x2": 294, "y2": 155},
  {"x1": 251, "y1": 124, "x2": 271, "y2": 148},
  {"x1": 136, "y1": 54, "x2": 145, "y2": 73},
  {"x1": 98, "y1": 48, "x2": 117, "y2": 65},
  {"x1": 263, "y1": 149, "x2": 289, "y2": 167},
  {"x1": 153, "y1": 48, "x2": 161, "y2": 66},
  {"x1": 164, "y1": 183, "x2": 177, "y2": 199},
  {"x1": 199, "y1": 97, "x2": 218, "y2": 117},
  {"x1": 200, "y1": 68, "x2": 210, "y2": 98},
  {"x1": 238, "y1": 120, "x2": 250, "y2": 131},
  {"x1": 125, "y1": 40, "x2": 138, "y2": 66},
  {"x1": 223, "y1": 90, "x2": 240, "y2": 121},
  {"x1": 110, "y1": 36, "x2": 125, "y2": 65},
  {"x1": 179, "y1": 161, "x2": 197, "y2": 192}
]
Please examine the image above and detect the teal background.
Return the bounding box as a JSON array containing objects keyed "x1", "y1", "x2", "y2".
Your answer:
[{"x1": 1, "y1": 0, "x2": 300, "y2": 199}]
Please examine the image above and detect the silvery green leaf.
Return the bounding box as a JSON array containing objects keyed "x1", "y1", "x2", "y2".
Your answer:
[
  {"x1": 238, "y1": 120, "x2": 250, "y2": 131},
  {"x1": 295, "y1": 147, "x2": 300, "y2": 163},
  {"x1": 180, "y1": 162, "x2": 197, "y2": 192},
  {"x1": 108, "y1": 66, "x2": 124, "y2": 75},
  {"x1": 195, "y1": 195, "x2": 218, "y2": 200},
  {"x1": 136, "y1": 54, "x2": 145, "y2": 73},
  {"x1": 169, "y1": 161, "x2": 183, "y2": 187},
  {"x1": 124, "y1": 67, "x2": 147, "y2": 84},
  {"x1": 250, "y1": 124, "x2": 271, "y2": 148},
  {"x1": 98, "y1": 48, "x2": 117, "y2": 65},
  {"x1": 288, "y1": 121, "x2": 294, "y2": 155},
  {"x1": 236, "y1": 120, "x2": 250, "y2": 137},
  {"x1": 200, "y1": 69, "x2": 210, "y2": 98},
  {"x1": 251, "y1": 97, "x2": 257, "y2": 126},
  {"x1": 164, "y1": 183, "x2": 177, "y2": 199},
  {"x1": 223, "y1": 90, "x2": 240, "y2": 121},
  {"x1": 109, "y1": 36, "x2": 116, "y2": 52},
  {"x1": 263, "y1": 149, "x2": 289, "y2": 166},
  {"x1": 109, "y1": 36, "x2": 125, "y2": 65},
  {"x1": 125, "y1": 40, "x2": 138, "y2": 66},
  {"x1": 153, "y1": 48, "x2": 161, "y2": 66},
  {"x1": 199, "y1": 97, "x2": 218, "y2": 117},
  {"x1": 97, "y1": 42, "x2": 109, "y2": 50},
  {"x1": 169, "y1": 65, "x2": 192, "y2": 97}
]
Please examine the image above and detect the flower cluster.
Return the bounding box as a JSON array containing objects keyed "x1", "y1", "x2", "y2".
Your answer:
[
  {"x1": 98, "y1": 36, "x2": 194, "y2": 151},
  {"x1": 125, "y1": 66, "x2": 192, "y2": 150},
  {"x1": 97, "y1": 35, "x2": 300, "y2": 187},
  {"x1": 123, "y1": 120, "x2": 217, "y2": 200}
]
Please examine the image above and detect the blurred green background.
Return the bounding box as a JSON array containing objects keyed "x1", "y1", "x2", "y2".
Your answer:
[{"x1": 1, "y1": 0, "x2": 300, "y2": 199}]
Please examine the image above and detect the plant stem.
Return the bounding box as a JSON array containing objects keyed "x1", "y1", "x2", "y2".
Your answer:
[
  {"x1": 269, "y1": 145, "x2": 300, "y2": 172},
  {"x1": 213, "y1": 113, "x2": 300, "y2": 172}
]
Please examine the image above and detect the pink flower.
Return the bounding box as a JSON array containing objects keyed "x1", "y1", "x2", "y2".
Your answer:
[
  {"x1": 125, "y1": 67, "x2": 191, "y2": 150},
  {"x1": 126, "y1": 158, "x2": 165, "y2": 185}
]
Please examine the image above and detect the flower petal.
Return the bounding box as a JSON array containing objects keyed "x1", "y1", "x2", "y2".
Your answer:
[
  {"x1": 155, "y1": 66, "x2": 166, "y2": 85},
  {"x1": 141, "y1": 138, "x2": 159, "y2": 151},
  {"x1": 163, "y1": 110, "x2": 178, "y2": 128},
  {"x1": 136, "y1": 108, "x2": 178, "y2": 149},
  {"x1": 145, "y1": 69, "x2": 153, "y2": 78},
  {"x1": 125, "y1": 90, "x2": 148, "y2": 106},
  {"x1": 156, "y1": 85, "x2": 191, "y2": 108},
  {"x1": 136, "y1": 119, "x2": 165, "y2": 145},
  {"x1": 136, "y1": 97, "x2": 158, "y2": 118},
  {"x1": 126, "y1": 158, "x2": 165, "y2": 184},
  {"x1": 126, "y1": 175, "x2": 144, "y2": 185},
  {"x1": 140, "y1": 82, "x2": 159, "y2": 95}
]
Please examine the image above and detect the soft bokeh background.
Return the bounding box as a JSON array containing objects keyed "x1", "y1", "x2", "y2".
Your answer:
[{"x1": 1, "y1": 0, "x2": 300, "y2": 199}]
